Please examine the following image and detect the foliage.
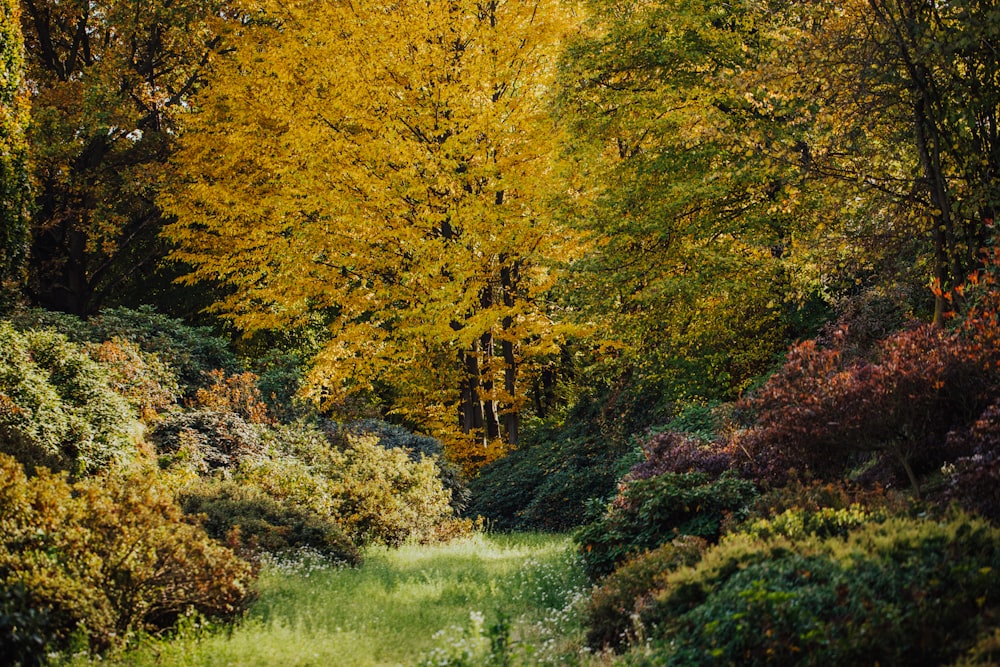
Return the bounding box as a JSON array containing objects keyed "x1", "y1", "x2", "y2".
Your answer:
[
  {"x1": 0, "y1": 321, "x2": 137, "y2": 475},
  {"x1": 945, "y1": 399, "x2": 1000, "y2": 523},
  {"x1": 193, "y1": 370, "x2": 272, "y2": 425},
  {"x1": 87, "y1": 337, "x2": 180, "y2": 421},
  {"x1": 9, "y1": 306, "x2": 239, "y2": 397},
  {"x1": 0, "y1": 0, "x2": 29, "y2": 286},
  {"x1": 329, "y1": 435, "x2": 454, "y2": 547},
  {"x1": 21, "y1": 0, "x2": 232, "y2": 315},
  {"x1": 237, "y1": 422, "x2": 457, "y2": 547},
  {"x1": 180, "y1": 479, "x2": 361, "y2": 565},
  {"x1": 152, "y1": 409, "x2": 262, "y2": 473},
  {"x1": 632, "y1": 514, "x2": 1000, "y2": 666},
  {"x1": 163, "y1": 0, "x2": 584, "y2": 459},
  {"x1": 745, "y1": 478, "x2": 908, "y2": 526},
  {"x1": 252, "y1": 350, "x2": 311, "y2": 422},
  {"x1": 624, "y1": 430, "x2": 736, "y2": 482},
  {"x1": 0, "y1": 582, "x2": 51, "y2": 667},
  {"x1": 556, "y1": 0, "x2": 819, "y2": 403},
  {"x1": 738, "y1": 323, "x2": 992, "y2": 493},
  {"x1": 465, "y1": 383, "x2": 669, "y2": 532},
  {"x1": 0, "y1": 454, "x2": 255, "y2": 656},
  {"x1": 576, "y1": 471, "x2": 758, "y2": 579},
  {"x1": 330, "y1": 419, "x2": 469, "y2": 513},
  {"x1": 87, "y1": 307, "x2": 240, "y2": 396},
  {"x1": 584, "y1": 536, "x2": 707, "y2": 651}
]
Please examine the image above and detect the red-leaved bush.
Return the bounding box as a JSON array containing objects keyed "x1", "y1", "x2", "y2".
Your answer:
[
  {"x1": 625, "y1": 430, "x2": 736, "y2": 482},
  {"x1": 946, "y1": 399, "x2": 1000, "y2": 522},
  {"x1": 738, "y1": 323, "x2": 991, "y2": 494}
]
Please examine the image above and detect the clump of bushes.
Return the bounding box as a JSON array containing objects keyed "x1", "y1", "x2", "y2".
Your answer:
[
  {"x1": 176, "y1": 420, "x2": 460, "y2": 549},
  {"x1": 624, "y1": 430, "x2": 735, "y2": 482},
  {"x1": 585, "y1": 535, "x2": 708, "y2": 651},
  {"x1": 152, "y1": 409, "x2": 263, "y2": 472},
  {"x1": 9, "y1": 307, "x2": 240, "y2": 397},
  {"x1": 329, "y1": 434, "x2": 455, "y2": 546},
  {"x1": 0, "y1": 322, "x2": 137, "y2": 476},
  {"x1": 0, "y1": 454, "x2": 255, "y2": 657},
  {"x1": 180, "y1": 479, "x2": 361, "y2": 565},
  {"x1": 629, "y1": 513, "x2": 1000, "y2": 666},
  {"x1": 576, "y1": 471, "x2": 758, "y2": 578},
  {"x1": 330, "y1": 419, "x2": 469, "y2": 513},
  {"x1": 87, "y1": 337, "x2": 180, "y2": 420},
  {"x1": 737, "y1": 323, "x2": 993, "y2": 493},
  {"x1": 945, "y1": 399, "x2": 1000, "y2": 523}
]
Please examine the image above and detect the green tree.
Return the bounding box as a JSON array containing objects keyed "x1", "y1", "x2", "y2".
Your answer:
[
  {"x1": 0, "y1": 0, "x2": 29, "y2": 287},
  {"x1": 556, "y1": 0, "x2": 807, "y2": 399}
]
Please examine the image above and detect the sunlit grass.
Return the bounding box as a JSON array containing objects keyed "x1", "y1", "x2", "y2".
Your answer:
[{"x1": 60, "y1": 533, "x2": 600, "y2": 666}]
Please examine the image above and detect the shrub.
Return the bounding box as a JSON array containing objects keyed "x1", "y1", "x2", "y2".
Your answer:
[
  {"x1": 253, "y1": 350, "x2": 311, "y2": 421},
  {"x1": 193, "y1": 370, "x2": 272, "y2": 424},
  {"x1": 87, "y1": 337, "x2": 180, "y2": 420},
  {"x1": 9, "y1": 306, "x2": 239, "y2": 398},
  {"x1": 465, "y1": 416, "x2": 630, "y2": 531},
  {"x1": 330, "y1": 434, "x2": 454, "y2": 546},
  {"x1": 0, "y1": 582, "x2": 52, "y2": 667},
  {"x1": 585, "y1": 536, "x2": 707, "y2": 651},
  {"x1": 0, "y1": 322, "x2": 137, "y2": 475},
  {"x1": 180, "y1": 479, "x2": 361, "y2": 565},
  {"x1": 945, "y1": 399, "x2": 1000, "y2": 523},
  {"x1": 240, "y1": 422, "x2": 456, "y2": 546},
  {"x1": 576, "y1": 471, "x2": 758, "y2": 579},
  {"x1": 331, "y1": 419, "x2": 469, "y2": 513},
  {"x1": 151, "y1": 409, "x2": 262, "y2": 472},
  {"x1": 633, "y1": 514, "x2": 1000, "y2": 666},
  {"x1": 738, "y1": 324, "x2": 991, "y2": 494},
  {"x1": 0, "y1": 454, "x2": 255, "y2": 656},
  {"x1": 624, "y1": 430, "x2": 735, "y2": 482},
  {"x1": 88, "y1": 306, "x2": 239, "y2": 396}
]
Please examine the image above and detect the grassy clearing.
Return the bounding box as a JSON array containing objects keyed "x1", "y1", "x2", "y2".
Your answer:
[{"x1": 59, "y1": 533, "x2": 600, "y2": 667}]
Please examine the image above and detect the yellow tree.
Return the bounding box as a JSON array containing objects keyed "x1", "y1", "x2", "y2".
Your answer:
[{"x1": 163, "y1": 0, "x2": 583, "y2": 469}]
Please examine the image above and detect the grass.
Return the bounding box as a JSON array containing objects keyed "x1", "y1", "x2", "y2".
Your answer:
[{"x1": 59, "y1": 533, "x2": 600, "y2": 667}]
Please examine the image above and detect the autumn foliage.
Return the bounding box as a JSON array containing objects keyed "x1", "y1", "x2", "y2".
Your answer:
[
  {"x1": 0, "y1": 455, "x2": 255, "y2": 652},
  {"x1": 737, "y1": 323, "x2": 992, "y2": 492}
]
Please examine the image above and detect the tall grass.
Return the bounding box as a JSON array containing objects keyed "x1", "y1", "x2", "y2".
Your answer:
[{"x1": 58, "y1": 533, "x2": 596, "y2": 666}]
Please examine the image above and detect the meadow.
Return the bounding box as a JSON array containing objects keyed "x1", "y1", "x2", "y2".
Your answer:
[{"x1": 56, "y1": 534, "x2": 595, "y2": 667}]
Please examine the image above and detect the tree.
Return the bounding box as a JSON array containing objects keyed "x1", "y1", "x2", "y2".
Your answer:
[
  {"x1": 767, "y1": 0, "x2": 1000, "y2": 325},
  {"x1": 163, "y1": 0, "x2": 583, "y2": 469},
  {"x1": 0, "y1": 0, "x2": 29, "y2": 288},
  {"x1": 20, "y1": 0, "x2": 231, "y2": 315},
  {"x1": 555, "y1": 0, "x2": 811, "y2": 399}
]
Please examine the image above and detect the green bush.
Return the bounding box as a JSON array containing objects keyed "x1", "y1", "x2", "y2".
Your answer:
[
  {"x1": 576, "y1": 471, "x2": 758, "y2": 579},
  {"x1": 632, "y1": 514, "x2": 1000, "y2": 666},
  {"x1": 0, "y1": 582, "x2": 52, "y2": 667},
  {"x1": 0, "y1": 454, "x2": 255, "y2": 656},
  {"x1": 237, "y1": 421, "x2": 457, "y2": 547},
  {"x1": 180, "y1": 479, "x2": 361, "y2": 565},
  {"x1": 331, "y1": 434, "x2": 455, "y2": 546},
  {"x1": 0, "y1": 322, "x2": 137, "y2": 475},
  {"x1": 332, "y1": 419, "x2": 470, "y2": 513},
  {"x1": 465, "y1": 419, "x2": 627, "y2": 531},
  {"x1": 9, "y1": 306, "x2": 239, "y2": 397},
  {"x1": 585, "y1": 535, "x2": 707, "y2": 651}
]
